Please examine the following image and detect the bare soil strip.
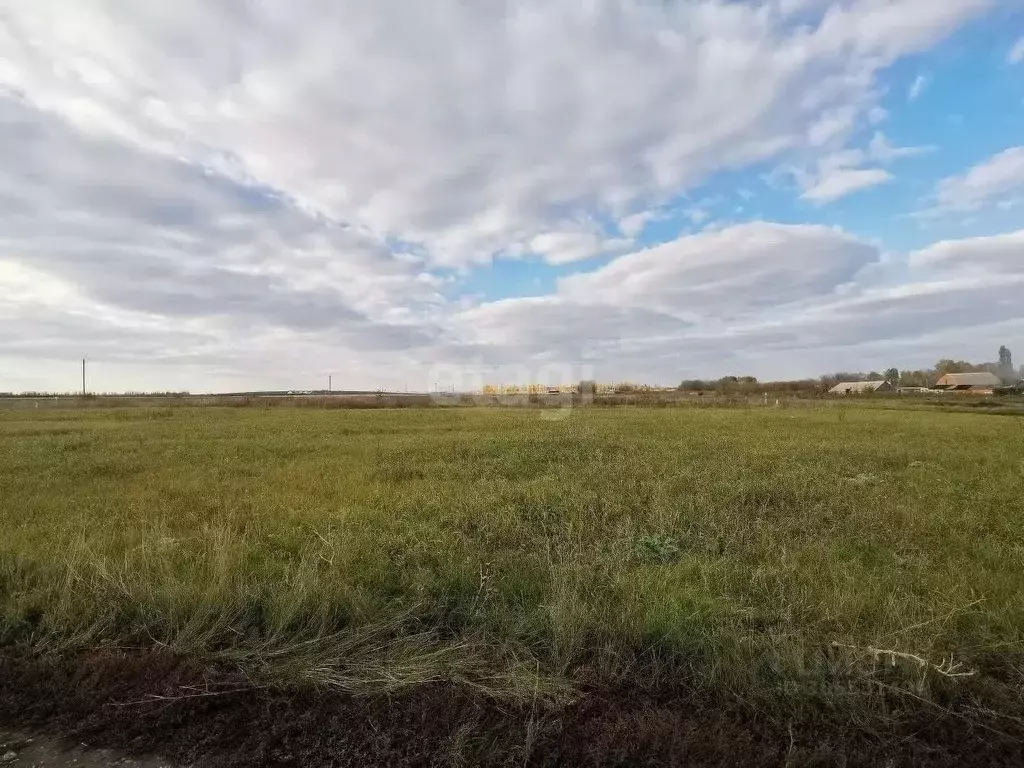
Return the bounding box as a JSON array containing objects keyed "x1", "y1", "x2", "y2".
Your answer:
[
  {"x1": 1, "y1": 651, "x2": 1022, "y2": 767},
  {"x1": 0, "y1": 728, "x2": 173, "y2": 767}
]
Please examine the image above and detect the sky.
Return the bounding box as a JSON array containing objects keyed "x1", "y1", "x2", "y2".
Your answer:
[{"x1": 1, "y1": 0, "x2": 1023, "y2": 393}]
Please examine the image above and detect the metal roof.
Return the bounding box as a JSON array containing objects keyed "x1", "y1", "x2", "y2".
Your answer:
[
  {"x1": 934, "y1": 372, "x2": 1003, "y2": 388},
  {"x1": 829, "y1": 380, "x2": 890, "y2": 393}
]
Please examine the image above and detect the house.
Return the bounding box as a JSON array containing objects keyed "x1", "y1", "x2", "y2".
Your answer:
[
  {"x1": 933, "y1": 372, "x2": 1003, "y2": 392},
  {"x1": 829, "y1": 380, "x2": 894, "y2": 395}
]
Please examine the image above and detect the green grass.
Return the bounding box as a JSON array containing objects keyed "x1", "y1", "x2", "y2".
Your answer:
[{"x1": 2, "y1": 405, "x2": 1023, "y2": 710}]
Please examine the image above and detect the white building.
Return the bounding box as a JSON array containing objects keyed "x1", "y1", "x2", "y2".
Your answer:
[{"x1": 828, "y1": 380, "x2": 894, "y2": 395}]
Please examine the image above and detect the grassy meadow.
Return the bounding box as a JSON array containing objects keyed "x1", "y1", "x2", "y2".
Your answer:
[{"x1": 2, "y1": 403, "x2": 1023, "y2": 713}]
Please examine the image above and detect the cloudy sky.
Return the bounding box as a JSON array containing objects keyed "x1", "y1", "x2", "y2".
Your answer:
[{"x1": 1, "y1": 0, "x2": 1023, "y2": 393}]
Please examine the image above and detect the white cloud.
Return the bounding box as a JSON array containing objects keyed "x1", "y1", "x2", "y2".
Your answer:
[
  {"x1": 558, "y1": 223, "x2": 880, "y2": 318},
  {"x1": 795, "y1": 132, "x2": 931, "y2": 203},
  {"x1": 456, "y1": 297, "x2": 691, "y2": 355},
  {"x1": 802, "y1": 168, "x2": 893, "y2": 203},
  {"x1": 0, "y1": 0, "x2": 1014, "y2": 390},
  {"x1": 5, "y1": 211, "x2": 1024, "y2": 387},
  {"x1": 807, "y1": 106, "x2": 858, "y2": 146},
  {"x1": 527, "y1": 230, "x2": 608, "y2": 265},
  {"x1": 931, "y1": 146, "x2": 1024, "y2": 212},
  {"x1": 909, "y1": 230, "x2": 1024, "y2": 275},
  {"x1": 775, "y1": 0, "x2": 832, "y2": 14},
  {"x1": 447, "y1": 225, "x2": 1024, "y2": 383},
  {"x1": 0, "y1": 0, "x2": 992, "y2": 269},
  {"x1": 0, "y1": 260, "x2": 81, "y2": 308},
  {"x1": 867, "y1": 132, "x2": 934, "y2": 162},
  {"x1": 0, "y1": 98, "x2": 445, "y2": 386},
  {"x1": 908, "y1": 74, "x2": 929, "y2": 101},
  {"x1": 686, "y1": 208, "x2": 711, "y2": 225},
  {"x1": 1009, "y1": 36, "x2": 1024, "y2": 64},
  {"x1": 618, "y1": 212, "x2": 655, "y2": 238}
]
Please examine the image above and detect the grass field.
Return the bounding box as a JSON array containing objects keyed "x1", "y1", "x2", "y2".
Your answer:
[{"x1": 2, "y1": 404, "x2": 1024, "y2": 735}]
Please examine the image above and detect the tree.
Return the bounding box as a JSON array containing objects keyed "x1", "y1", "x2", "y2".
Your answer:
[
  {"x1": 935, "y1": 359, "x2": 976, "y2": 376},
  {"x1": 884, "y1": 368, "x2": 900, "y2": 386},
  {"x1": 715, "y1": 376, "x2": 740, "y2": 394},
  {"x1": 998, "y1": 346, "x2": 1014, "y2": 383},
  {"x1": 899, "y1": 369, "x2": 934, "y2": 388}
]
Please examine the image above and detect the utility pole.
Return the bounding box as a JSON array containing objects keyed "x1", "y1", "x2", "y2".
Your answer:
[
  {"x1": 328, "y1": 374, "x2": 332, "y2": 394},
  {"x1": 82, "y1": 358, "x2": 86, "y2": 396}
]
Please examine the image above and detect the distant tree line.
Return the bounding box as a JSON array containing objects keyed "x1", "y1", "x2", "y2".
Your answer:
[
  {"x1": 680, "y1": 346, "x2": 1022, "y2": 393},
  {"x1": 677, "y1": 376, "x2": 821, "y2": 394}
]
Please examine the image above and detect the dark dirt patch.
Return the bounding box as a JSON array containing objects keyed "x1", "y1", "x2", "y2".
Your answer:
[
  {"x1": 1, "y1": 651, "x2": 1023, "y2": 767},
  {"x1": 0, "y1": 728, "x2": 172, "y2": 767}
]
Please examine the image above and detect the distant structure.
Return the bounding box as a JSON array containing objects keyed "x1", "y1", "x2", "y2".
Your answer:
[
  {"x1": 829, "y1": 380, "x2": 894, "y2": 395},
  {"x1": 933, "y1": 372, "x2": 1003, "y2": 392}
]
